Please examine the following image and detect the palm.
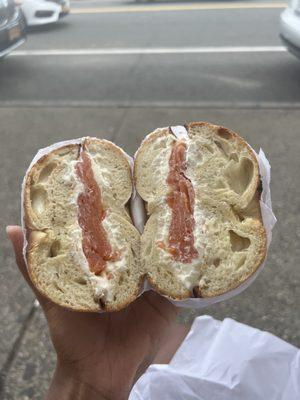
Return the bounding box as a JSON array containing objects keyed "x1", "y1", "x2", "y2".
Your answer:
[{"x1": 44, "y1": 291, "x2": 177, "y2": 368}]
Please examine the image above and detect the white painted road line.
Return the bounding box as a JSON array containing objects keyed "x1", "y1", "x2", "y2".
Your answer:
[
  {"x1": 71, "y1": 2, "x2": 286, "y2": 14},
  {"x1": 1, "y1": 100, "x2": 300, "y2": 109},
  {"x1": 11, "y1": 46, "x2": 286, "y2": 57}
]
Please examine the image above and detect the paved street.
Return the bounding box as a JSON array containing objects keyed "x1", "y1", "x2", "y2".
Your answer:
[
  {"x1": 1, "y1": 2, "x2": 300, "y2": 106},
  {"x1": 1, "y1": 0, "x2": 300, "y2": 398}
]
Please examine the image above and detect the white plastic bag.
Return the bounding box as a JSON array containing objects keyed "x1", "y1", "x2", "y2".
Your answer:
[{"x1": 129, "y1": 315, "x2": 300, "y2": 400}]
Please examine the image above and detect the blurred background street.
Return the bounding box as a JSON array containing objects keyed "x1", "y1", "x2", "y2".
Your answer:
[{"x1": 1, "y1": 0, "x2": 300, "y2": 398}]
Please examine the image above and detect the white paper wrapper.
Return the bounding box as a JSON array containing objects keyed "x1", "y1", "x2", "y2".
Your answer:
[
  {"x1": 129, "y1": 315, "x2": 300, "y2": 400},
  {"x1": 142, "y1": 126, "x2": 277, "y2": 308},
  {"x1": 21, "y1": 130, "x2": 276, "y2": 310},
  {"x1": 124, "y1": 156, "x2": 146, "y2": 234}
]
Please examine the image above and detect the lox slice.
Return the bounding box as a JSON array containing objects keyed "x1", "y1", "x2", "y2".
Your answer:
[
  {"x1": 24, "y1": 138, "x2": 142, "y2": 312},
  {"x1": 134, "y1": 122, "x2": 267, "y2": 300}
]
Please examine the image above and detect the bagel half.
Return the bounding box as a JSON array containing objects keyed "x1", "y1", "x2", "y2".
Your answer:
[
  {"x1": 134, "y1": 122, "x2": 267, "y2": 300},
  {"x1": 23, "y1": 138, "x2": 142, "y2": 312}
]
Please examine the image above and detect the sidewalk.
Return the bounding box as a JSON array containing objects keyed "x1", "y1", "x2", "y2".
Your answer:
[{"x1": 1, "y1": 105, "x2": 299, "y2": 399}]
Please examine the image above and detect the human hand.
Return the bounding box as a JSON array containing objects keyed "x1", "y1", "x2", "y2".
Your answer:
[{"x1": 7, "y1": 226, "x2": 190, "y2": 400}]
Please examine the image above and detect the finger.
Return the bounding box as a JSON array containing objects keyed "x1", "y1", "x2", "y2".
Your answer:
[
  {"x1": 6, "y1": 225, "x2": 49, "y2": 305},
  {"x1": 7, "y1": 225, "x2": 32, "y2": 286}
]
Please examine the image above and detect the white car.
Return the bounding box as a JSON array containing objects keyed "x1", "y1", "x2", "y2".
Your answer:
[
  {"x1": 21, "y1": 0, "x2": 70, "y2": 26},
  {"x1": 280, "y1": 0, "x2": 300, "y2": 59}
]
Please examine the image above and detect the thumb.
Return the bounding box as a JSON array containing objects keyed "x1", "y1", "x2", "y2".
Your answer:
[
  {"x1": 6, "y1": 225, "x2": 31, "y2": 285},
  {"x1": 6, "y1": 225, "x2": 49, "y2": 306}
]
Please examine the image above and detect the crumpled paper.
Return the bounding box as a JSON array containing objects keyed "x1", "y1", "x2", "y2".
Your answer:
[
  {"x1": 21, "y1": 130, "x2": 276, "y2": 309},
  {"x1": 129, "y1": 315, "x2": 300, "y2": 400}
]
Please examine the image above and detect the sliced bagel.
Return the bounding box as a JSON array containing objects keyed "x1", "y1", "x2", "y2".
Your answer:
[
  {"x1": 23, "y1": 138, "x2": 142, "y2": 312},
  {"x1": 134, "y1": 122, "x2": 267, "y2": 299}
]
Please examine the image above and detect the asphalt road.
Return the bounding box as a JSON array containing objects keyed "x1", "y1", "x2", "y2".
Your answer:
[
  {"x1": 1, "y1": 3, "x2": 300, "y2": 106},
  {"x1": 1, "y1": 1, "x2": 300, "y2": 398}
]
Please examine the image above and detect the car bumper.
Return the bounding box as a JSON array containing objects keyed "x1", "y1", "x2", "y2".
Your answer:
[
  {"x1": 280, "y1": 8, "x2": 300, "y2": 58},
  {"x1": 280, "y1": 34, "x2": 300, "y2": 59},
  {"x1": 0, "y1": 9, "x2": 26, "y2": 58},
  {"x1": 22, "y1": 0, "x2": 70, "y2": 26}
]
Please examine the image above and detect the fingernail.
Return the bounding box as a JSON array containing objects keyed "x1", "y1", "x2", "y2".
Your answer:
[{"x1": 6, "y1": 225, "x2": 19, "y2": 237}]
